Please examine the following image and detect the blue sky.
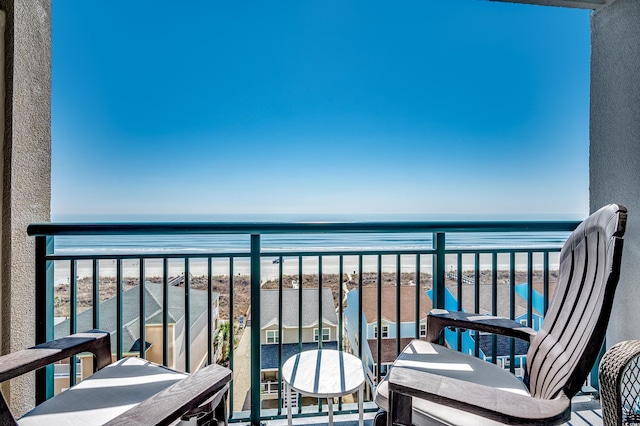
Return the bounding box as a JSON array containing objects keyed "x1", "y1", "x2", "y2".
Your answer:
[{"x1": 52, "y1": 1, "x2": 591, "y2": 219}]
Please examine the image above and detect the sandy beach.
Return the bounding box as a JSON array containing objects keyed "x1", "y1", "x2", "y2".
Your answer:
[
  {"x1": 53, "y1": 251, "x2": 559, "y2": 322},
  {"x1": 54, "y1": 252, "x2": 560, "y2": 286}
]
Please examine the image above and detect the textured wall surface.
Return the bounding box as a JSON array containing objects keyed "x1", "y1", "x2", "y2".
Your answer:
[
  {"x1": 590, "y1": 0, "x2": 640, "y2": 346},
  {"x1": 0, "y1": 0, "x2": 51, "y2": 416}
]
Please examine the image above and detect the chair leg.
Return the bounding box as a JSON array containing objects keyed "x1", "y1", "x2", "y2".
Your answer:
[
  {"x1": 181, "y1": 388, "x2": 229, "y2": 426},
  {"x1": 389, "y1": 390, "x2": 412, "y2": 426},
  {"x1": 195, "y1": 392, "x2": 228, "y2": 426},
  {"x1": 213, "y1": 392, "x2": 228, "y2": 426},
  {"x1": 0, "y1": 391, "x2": 17, "y2": 425},
  {"x1": 374, "y1": 409, "x2": 387, "y2": 426}
]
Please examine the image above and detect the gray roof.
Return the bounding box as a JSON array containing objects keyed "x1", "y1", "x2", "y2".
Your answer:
[
  {"x1": 261, "y1": 341, "x2": 338, "y2": 370},
  {"x1": 55, "y1": 282, "x2": 218, "y2": 354},
  {"x1": 260, "y1": 288, "x2": 338, "y2": 329},
  {"x1": 478, "y1": 334, "x2": 529, "y2": 358},
  {"x1": 453, "y1": 282, "x2": 529, "y2": 318}
]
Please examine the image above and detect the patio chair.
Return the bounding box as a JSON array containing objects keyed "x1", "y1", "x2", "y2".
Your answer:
[
  {"x1": 0, "y1": 329, "x2": 232, "y2": 425},
  {"x1": 374, "y1": 203, "x2": 627, "y2": 426}
]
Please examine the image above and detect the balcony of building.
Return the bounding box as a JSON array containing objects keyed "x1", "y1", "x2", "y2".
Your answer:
[{"x1": 22, "y1": 219, "x2": 610, "y2": 425}]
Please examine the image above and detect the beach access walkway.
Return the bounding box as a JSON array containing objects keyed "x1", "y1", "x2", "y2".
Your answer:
[{"x1": 233, "y1": 325, "x2": 252, "y2": 412}]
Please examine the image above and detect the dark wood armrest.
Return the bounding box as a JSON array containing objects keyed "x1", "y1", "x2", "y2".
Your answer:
[
  {"x1": 388, "y1": 365, "x2": 570, "y2": 425},
  {"x1": 105, "y1": 363, "x2": 232, "y2": 426},
  {"x1": 0, "y1": 330, "x2": 111, "y2": 383},
  {"x1": 426, "y1": 309, "x2": 537, "y2": 343}
]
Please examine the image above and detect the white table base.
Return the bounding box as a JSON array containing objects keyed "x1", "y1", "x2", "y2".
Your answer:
[{"x1": 285, "y1": 383, "x2": 364, "y2": 426}]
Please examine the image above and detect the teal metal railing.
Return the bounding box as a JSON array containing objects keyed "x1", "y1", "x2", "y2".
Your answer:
[{"x1": 28, "y1": 220, "x2": 581, "y2": 425}]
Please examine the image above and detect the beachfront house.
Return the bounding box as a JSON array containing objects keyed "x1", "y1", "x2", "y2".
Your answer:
[
  {"x1": 259, "y1": 288, "x2": 338, "y2": 407},
  {"x1": 429, "y1": 279, "x2": 555, "y2": 377},
  {"x1": 53, "y1": 282, "x2": 220, "y2": 394},
  {"x1": 344, "y1": 285, "x2": 432, "y2": 388},
  {"x1": 513, "y1": 281, "x2": 555, "y2": 331},
  {"x1": 479, "y1": 281, "x2": 553, "y2": 371}
]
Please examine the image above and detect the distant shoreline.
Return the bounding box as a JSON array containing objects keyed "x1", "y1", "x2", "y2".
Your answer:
[{"x1": 54, "y1": 254, "x2": 560, "y2": 286}]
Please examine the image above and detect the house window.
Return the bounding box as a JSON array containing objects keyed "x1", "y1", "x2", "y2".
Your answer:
[
  {"x1": 314, "y1": 328, "x2": 330, "y2": 342},
  {"x1": 380, "y1": 363, "x2": 391, "y2": 376},
  {"x1": 373, "y1": 325, "x2": 389, "y2": 338},
  {"x1": 420, "y1": 323, "x2": 427, "y2": 337},
  {"x1": 520, "y1": 319, "x2": 527, "y2": 326},
  {"x1": 266, "y1": 330, "x2": 279, "y2": 344}
]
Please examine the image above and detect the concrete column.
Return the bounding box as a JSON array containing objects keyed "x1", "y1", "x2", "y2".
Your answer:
[
  {"x1": 0, "y1": 0, "x2": 51, "y2": 416},
  {"x1": 590, "y1": 0, "x2": 640, "y2": 346}
]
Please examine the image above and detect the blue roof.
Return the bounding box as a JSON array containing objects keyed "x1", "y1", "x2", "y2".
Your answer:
[
  {"x1": 261, "y1": 288, "x2": 338, "y2": 329},
  {"x1": 515, "y1": 283, "x2": 545, "y2": 316}
]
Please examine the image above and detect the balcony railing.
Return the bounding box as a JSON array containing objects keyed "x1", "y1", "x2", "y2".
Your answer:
[
  {"x1": 261, "y1": 381, "x2": 280, "y2": 395},
  {"x1": 27, "y1": 219, "x2": 581, "y2": 424}
]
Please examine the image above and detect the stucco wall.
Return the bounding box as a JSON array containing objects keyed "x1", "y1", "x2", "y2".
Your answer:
[
  {"x1": 590, "y1": 0, "x2": 640, "y2": 346},
  {"x1": 0, "y1": 0, "x2": 51, "y2": 416}
]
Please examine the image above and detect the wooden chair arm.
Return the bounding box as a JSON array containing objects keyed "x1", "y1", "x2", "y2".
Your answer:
[
  {"x1": 426, "y1": 309, "x2": 537, "y2": 343},
  {"x1": 0, "y1": 330, "x2": 111, "y2": 383},
  {"x1": 388, "y1": 365, "x2": 570, "y2": 425},
  {"x1": 105, "y1": 363, "x2": 232, "y2": 426}
]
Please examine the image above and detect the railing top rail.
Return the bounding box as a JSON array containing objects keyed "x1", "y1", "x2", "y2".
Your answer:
[{"x1": 27, "y1": 220, "x2": 581, "y2": 237}]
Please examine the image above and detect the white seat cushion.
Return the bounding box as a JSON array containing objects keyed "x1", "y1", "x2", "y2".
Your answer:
[
  {"x1": 19, "y1": 357, "x2": 187, "y2": 425},
  {"x1": 374, "y1": 339, "x2": 530, "y2": 426}
]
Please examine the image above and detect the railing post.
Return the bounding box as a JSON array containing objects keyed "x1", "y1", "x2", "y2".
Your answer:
[
  {"x1": 35, "y1": 235, "x2": 54, "y2": 404},
  {"x1": 250, "y1": 234, "x2": 261, "y2": 426},
  {"x1": 434, "y1": 232, "x2": 445, "y2": 346},
  {"x1": 396, "y1": 254, "x2": 401, "y2": 357},
  {"x1": 139, "y1": 258, "x2": 146, "y2": 359},
  {"x1": 433, "y1": 232, "x2": 445, "y2": 310},
  {"x1": 318, "y1": 256, "x2": 323, "y2": 350},
  {"x1": 116, "y1": 259, "x2": 123, "y2": 360},
  {"x1": 590, "y1": 342, "x2": 606, "y2": 391},
  {"x1": 357, "y1": 255, "x2": 363, "y2": 360},
  {"x1": 185, "y1": 258, "x2": 191, "y2": 373},
  {"x1": 162, "y1": 258, "x2": 169, "y2": 367}
]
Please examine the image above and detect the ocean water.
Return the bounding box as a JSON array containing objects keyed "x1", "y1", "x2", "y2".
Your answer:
[{"x1": 50, "y1": 213, "x2": 577, "y2": 255}]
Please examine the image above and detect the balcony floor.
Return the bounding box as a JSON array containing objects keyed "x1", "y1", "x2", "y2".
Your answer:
[{"x1": 260, "y1": 396, "x2": 603, "y2": 426}]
